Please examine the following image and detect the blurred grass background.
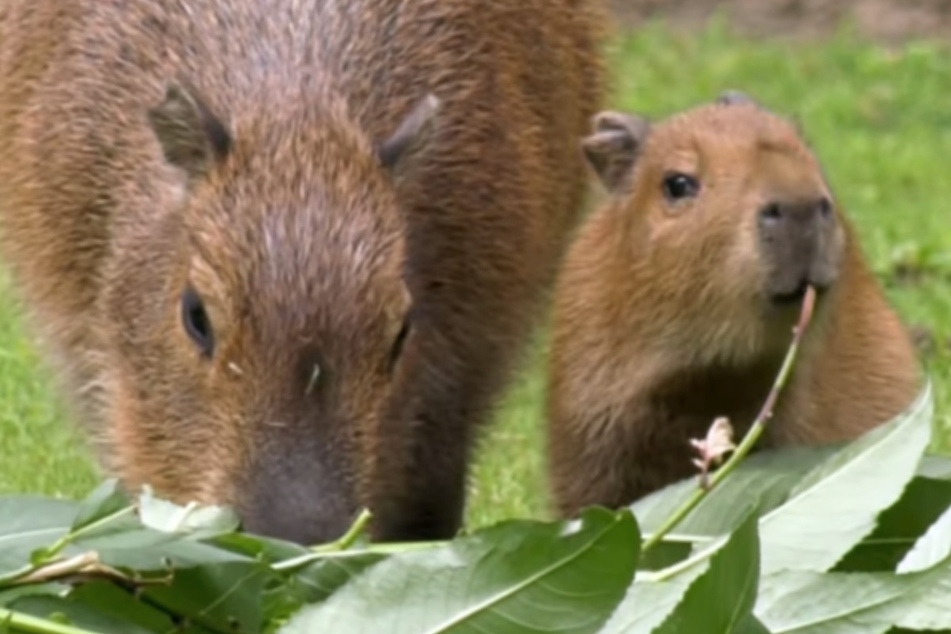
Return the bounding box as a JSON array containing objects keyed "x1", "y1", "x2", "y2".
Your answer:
[{"x1": 0, "y1": 19, "x2": 948, "y2": 532}]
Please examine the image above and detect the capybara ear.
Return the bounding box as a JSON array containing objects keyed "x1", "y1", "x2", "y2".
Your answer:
[
  {"x1": 377, "y1": 93, "x2": 441, "y2": 175},
  {"x1": 581, "y1": 110, "x2": 650, "y2": 194},
  {"x1": 716, "y1": 89, "x2": 759, "y2": 107},
  {"x1": 147, "y1": 79, "x2": 232, "y2": 181}
]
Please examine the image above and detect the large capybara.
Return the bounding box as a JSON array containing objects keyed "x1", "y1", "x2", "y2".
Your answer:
[
  {"x1": 0, "y1": 0, "x2": 606, "y2": 543},
  {"x1": 547, "y1": 92, "x2": 921, "y2": 518}
]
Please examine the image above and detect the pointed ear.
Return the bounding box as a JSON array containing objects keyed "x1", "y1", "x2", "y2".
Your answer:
[
  {"x1": 148, "y1": 79, "x2": 232, "y2": 181},
  {"x1": 377, "y1": 94, "x2": 440, "y2": 177},
  {"x1": 581, "y1": 110, "x2": 650, "y2": 194}
]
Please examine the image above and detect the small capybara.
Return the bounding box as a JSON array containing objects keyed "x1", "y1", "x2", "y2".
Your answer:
[
  {"x1": 547, "y1": 92, "x2": 921, "y2": 517},
  {"x1": 0, "y1": 0, "x2": 606, "y2": 543}
]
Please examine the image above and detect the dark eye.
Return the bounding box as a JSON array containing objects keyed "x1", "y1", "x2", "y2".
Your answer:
[
  {"x1": 388, "y1": 314, "x2": 411, "y2": 372},
  {"x1": 181, "y1": 288, "x2": 214, "y2": 356},
  {"x1": 662, "y1": 172, "x2": 700, "y2": 201}
]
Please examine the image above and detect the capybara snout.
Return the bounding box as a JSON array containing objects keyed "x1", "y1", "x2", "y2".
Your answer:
[{"x1": 758, "y1": 193, "x2": 843, "y2": 303}]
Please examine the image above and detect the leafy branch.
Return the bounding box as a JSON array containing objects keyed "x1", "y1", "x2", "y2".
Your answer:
[{"x1": 641, "y1": 285, "x2": 818, "y2": 553}]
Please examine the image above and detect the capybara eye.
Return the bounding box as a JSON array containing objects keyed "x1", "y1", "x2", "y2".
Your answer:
[
  {"x1": 818, "y1": 197, "x2": 833, "y2": 219},
  {"x1": 180, "y1": 288, "x2": 214, "y2": 357},
  {"x1": 389, "y1": 315, "x2": 411, "y2": 372},
  {"x1": 662, "y1": 172, "x2": 700, "y2": 202}
]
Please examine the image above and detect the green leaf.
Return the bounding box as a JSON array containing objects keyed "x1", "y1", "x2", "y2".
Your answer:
[
  {"x1": 67, "y1": 582, "x2": 197, "y2": 633},
  {"x1": 633, "y1": 448, "x2": 951, "y2": 549},
  {"x1": 758, "y1": 381, "x2": 934, "y2": 575},
  {"x1": 636, "y1": 540, "x2": 693, "y2": 571},
  {"x1": 0, "y1": 498, "x2": 76, "y2": 579},
  {"x1": 897, "y1": 499, "x2": 951, "y2": 573},
  {"x1": 209, "y1": 533, "x2": 310, "y2": 563},
  {"x1": 70, "y1": 480, "x2": 132, "y2": 532},
  {"x1": 598, "y1": 551, "x2": 708, "y2": 633},
  {"x1": 0, "y1": 584, "x2": 66, "y2": 607},
  {"x1": 602, "y1": 509, "x2": 760, "y2": 634},
  {"x1": 836, "y1": 476, "x2": 951, "y2": 572},
  {"x1": 66, "y1": 525, "x2": 255, "y2": 571},
  {"x1": 287, "y1": 552, "x2": 389, "y2": 604},
  {"x1": 0, "y1": 604, "x2": 104, "y2": 634},
  {"x1": 281, "y1": 508, "x2": 639, "y2": 634},
  {"x1": 918, "y1": 454, "x2": 951, "y2": 481},
  {"x1": 10, "y1": 592, "x2": 163, "y2": 634},
  {"x1": 141, "y1": 561, "x2": 277, "y2": 633},
  {"x1": 756, "y1": 552, "x2": 951, "y2": 633},
  {"x1": 737, "y1": 615, "x2": 773, "y2": 634},
  {"x1": 631, "y1": 445, "x2": 838, "y2": 538}
]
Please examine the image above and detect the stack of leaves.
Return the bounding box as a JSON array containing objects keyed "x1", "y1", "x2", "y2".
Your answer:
[{"x1": 0, "y1": 378, "x2": 948, "y2": 634}]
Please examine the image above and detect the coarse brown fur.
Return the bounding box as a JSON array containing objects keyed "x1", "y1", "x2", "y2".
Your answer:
[
  {"x1": 0, "y1": 0, "x2": 607, "y2": 543},
  {"x1": 547, "y1": 94, "x2": 922, "y2": 517}
]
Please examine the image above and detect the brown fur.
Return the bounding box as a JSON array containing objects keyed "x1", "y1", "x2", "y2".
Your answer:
[
  {"x1": 547, "y1": 96, "x2": 921, "y2": 517},
  {"x1": 0, "y1": 0, "x2": 607, "y2": 543}
]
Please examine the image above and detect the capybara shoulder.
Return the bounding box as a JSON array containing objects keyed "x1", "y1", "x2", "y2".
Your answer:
[
  {"x1": 547, "y1": 93, "x2": 921, "y2": 517},
  {"x1": 0, "y1": 0, "x2": 607, "y2": 543}
]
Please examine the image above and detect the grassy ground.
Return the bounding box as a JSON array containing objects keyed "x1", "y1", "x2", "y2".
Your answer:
[{"x1": 0, "y1": 22, "x2": 949, "y2": 533}]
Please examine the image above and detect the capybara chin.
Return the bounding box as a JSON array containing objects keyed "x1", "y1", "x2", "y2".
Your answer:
[
  {"x1": 547, "y1": 92, "x2": 921, "y2": 518},
  {"x1": 0, "y1": 0, "x2": 606, "y2": 544}
]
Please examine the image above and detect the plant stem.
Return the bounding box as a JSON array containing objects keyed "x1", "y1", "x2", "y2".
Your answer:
[
  {"x1": 42, "y1": 506, "x2": 136, "y2": 562},
  {"x1": 0, "y1": 607, "x2": 102, "y2": 634},
  {"x1": 311, "y1": 508, "x2": 373, "y2": 554},
  {"x1": 640, "y1": 285, "x2": 818, "y2": 554}
]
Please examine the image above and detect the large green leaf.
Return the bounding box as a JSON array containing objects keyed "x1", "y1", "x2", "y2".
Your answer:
[
  {"x1": 896, "y1": 500, "x2": 951, "y2": 573},
  {"x1": 141, "y1": 561, "x2": 277, "y2": 633},
  {"x1": 0, "y1": 498, "x2": 76, "y2": 579},
  {"x1": 69, "y1": 481, "x2": 133, "y2": 533},
  {"x1": 758, "y1": 382, "x2": 934, "y2": 575},
  {"x1": 756, "y1": 552, "x2": 951, "y2": 632},
  {"x1": 0, "y1": 584, "x2": 66, "y2": 608},
  {"x1": 918, "y1": 454, "x2": 951, "y2": 481},
  {"x1": 69, "y1": 524, "x2": 253, "y2": 571},
  {"x1": 8, "y1": 594, "x2": 159, "y2": 634},
  {"x1": 632, "y1": 447, "x2": 951, "y2": 550},
  {"x1": 598, "y1": 555, "x2": 709, "y2": 633},
  {"x1": 835, "y1": 476, "x2": 951, "y2": 572},
  {"x1": 6, "y1": 580, "x2": 218, "y2": 634},
  {"x1": 631, "y1": 446, "x2": 838, "y2": 538},
  {"x1": 737, "y1": 615, "x2": 773, "y2": 634},
  {"x1": 280, "y1": 508, "x2": 639, "y2": 634},
  {"x1": 601, "y1": 509, "x2": 760, "y2": 634}
]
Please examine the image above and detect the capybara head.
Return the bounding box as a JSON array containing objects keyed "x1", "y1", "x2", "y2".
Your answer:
[
  {"x1": 100, "y1": 81, "x2": 439, "y2": 545},
  {"x1": 580, "y1": 92, "x2": 846, "y2": 360}
]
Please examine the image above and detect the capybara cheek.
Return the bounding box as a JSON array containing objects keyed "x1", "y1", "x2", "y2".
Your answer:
[
  {"x1": 108, "y1": 376, "x2": 239, "y2": 507},
  {"x1": 107, "y1": 378, "x2": 166, "y2": 497}
]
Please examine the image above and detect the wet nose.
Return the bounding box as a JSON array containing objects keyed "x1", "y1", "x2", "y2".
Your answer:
[
  {"x1": 758, "y1": 195, "x2": 840, "y2": 300},
  {"x1": 758, "y1": 196, "x2": 833, "y2": 234},
  {"x1": 238, "y1": 433, "x2": 357, "y2": 545}
]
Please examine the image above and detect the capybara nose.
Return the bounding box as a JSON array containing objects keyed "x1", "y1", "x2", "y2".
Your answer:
[
  {"x1": 759, "y1": 195, "x2": 840, "y2": 300},
  {"x1": 240, "y1": 487, "x2": 355, "y2": 546},
  {"x1": 758, "y1": 196, "x2": 833, "y2": 233}
]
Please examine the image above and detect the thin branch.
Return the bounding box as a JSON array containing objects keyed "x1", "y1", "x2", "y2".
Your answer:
[
  {"x1": 311, "y1": 508, "x2": 373, "y2": 553},
  {"x1": 0, "y1": 607, "x2": 103, "y2": 634},
  {"x1": 641, "y1": 285, "x2": 818, "y2": 553}
]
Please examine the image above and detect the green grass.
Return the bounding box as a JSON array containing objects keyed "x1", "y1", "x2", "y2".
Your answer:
[{"x1": 1, "y1": 22, "x2": 949, "y2": 535}]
